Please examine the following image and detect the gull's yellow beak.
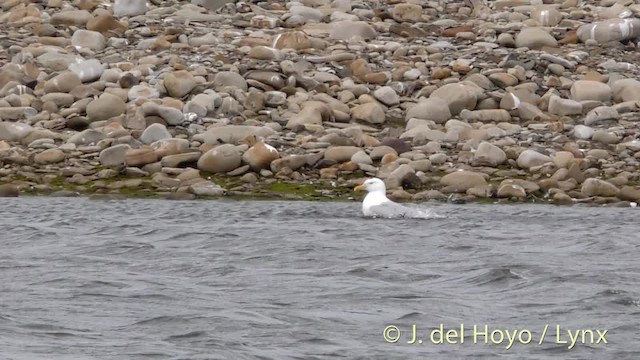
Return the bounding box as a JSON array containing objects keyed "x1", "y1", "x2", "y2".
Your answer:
[{"x1": 354, "y1": 184, "x2": 365, "y2": 191}]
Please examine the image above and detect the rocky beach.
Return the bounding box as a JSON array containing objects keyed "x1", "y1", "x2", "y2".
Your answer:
[{"x1": 1, "y1": 0, "x2": 640, "y2": 205}]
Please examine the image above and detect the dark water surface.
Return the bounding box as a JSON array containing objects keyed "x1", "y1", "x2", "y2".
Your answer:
[{"x1": 1, "y1": 198, "x2": 639, "y2": 359}]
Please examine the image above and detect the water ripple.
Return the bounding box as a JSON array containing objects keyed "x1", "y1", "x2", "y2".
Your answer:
[{"x1": 0, "y1": 198, "x2": 638, "y2": 359}]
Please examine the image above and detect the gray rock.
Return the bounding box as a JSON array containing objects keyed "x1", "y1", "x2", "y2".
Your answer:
[
  {"x1": 114, "y1": 0, "x2": 147, "y2": 17},
  {"x1": 517, "y1": 149, "x2": 552, "y2": 169},
  {"x1": 86, "y1": 93, "x2": 126, "y2": 122},
  {"x1": 406, "y1": 98, "x2": 451, "y2": 123},
  {"x1": 473, "y1": 141, "x2": 507, "y2": 166},
  {"x1": 548, "y1": 95, "x2": 582, "y2": 116},
  {"x1": 573, "y1": 125, "x2": 594, "y2": 139},
  {"x1": 515, "y1": 27, "x2": 558, "y2": 49},
  {"x1": 67, "y1": 129, "x2": 106, "y2": 146},
  {"x1": 212, "y1": 71, "x2": 248, "y2": 91},
  {"x1": 99, "y1": 144, "x2": 132, "y2": 166},
  {"x1": 373, "y1": 86, "x2": 400, "y2": 106},
  {"x1": 329, "y1": 21, "x2": 376, "y2": 41},
  {"x1": 140, "y1": 124, "x2": 172, "y2": 144},
  {"x1": 71, "y1": 30, "x2": 106, "y2": 51},
  {"x1": 0, "y1": 122, "x2": 33, "y2": 142},
  {"x1": 192, "y1": 0, "x2": 235, "y2": 11},
  {"x1": 68, "y1": 59, "x2": 104, "y2": 83},
  {"x1": 189, "y1": 180, "x2": 225, "y2": 196}
]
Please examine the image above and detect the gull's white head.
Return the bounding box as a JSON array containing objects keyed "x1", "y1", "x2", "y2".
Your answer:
[{"x1": 354, "y1": 178, "x2": 386, "y2": 194}]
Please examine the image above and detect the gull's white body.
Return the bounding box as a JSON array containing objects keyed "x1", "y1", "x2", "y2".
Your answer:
[
  {"x1": 355, "y1": 178, "x2": 441, "y2": 219},
  {"x1": 361, "y1": 182, "x2": 391, "y2": 216}
]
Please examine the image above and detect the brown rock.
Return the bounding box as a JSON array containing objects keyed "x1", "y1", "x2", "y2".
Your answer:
[
  {"x1": 273, "y1": 31, "x2": 311, "y2": 50},
  {"x1": 125, "y1": 147, "x2": 160, "y2": 167},
  {"x1": 34, "y1": 149, "x2": 66, "y2": 164},
  {"x1": 242, "y1": 141, "x2": 279, "y2": 171},
  {"x1": 86, "y1": 14, "x2": 127, "y2": 37},
  {"x1": 0, "y1": 184, "x2": 19, "y2": 197},
  {"x1": 197, "y1": 144, "x2": 242, "y2": 173},
  {"x1": 618, "y1": 186, "x2": 640, "y2": 202}
]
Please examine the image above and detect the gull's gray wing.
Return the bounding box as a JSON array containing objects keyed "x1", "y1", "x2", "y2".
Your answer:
[
  {"x1": 368, "y1": 201, "x2": 412, "y2": 218},
  {"x1": 369, "y1": 201, "x2": 442, "y2": 219}
]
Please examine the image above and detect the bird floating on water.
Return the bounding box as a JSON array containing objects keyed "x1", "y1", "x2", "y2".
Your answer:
[{"x1": 354, "y1": 178, "x2": 440, "y2": 219}]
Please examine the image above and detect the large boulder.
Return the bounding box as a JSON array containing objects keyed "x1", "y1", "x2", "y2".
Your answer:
[
  {"x1": 197, "y1": 144, "x2": 242, "y2": 173},
  {"x1": 570, "y1": 80, "x2": 612, "y2": 102},
  {"x1": 581, "y1": 178, "x2": 619, "y2": 197},
  {"x1": 242, "y1": 141, "x2": 279, "y2": 171}
]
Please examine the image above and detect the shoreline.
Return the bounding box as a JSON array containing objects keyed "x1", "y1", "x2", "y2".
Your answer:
[{"x1": 2, "y1": 174, "x2": 638, "y2": 207}]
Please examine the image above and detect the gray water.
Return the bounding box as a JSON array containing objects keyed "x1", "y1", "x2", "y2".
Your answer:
[{"x1": 1, "y1": 198, "x2": 639, "y2": 360}]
